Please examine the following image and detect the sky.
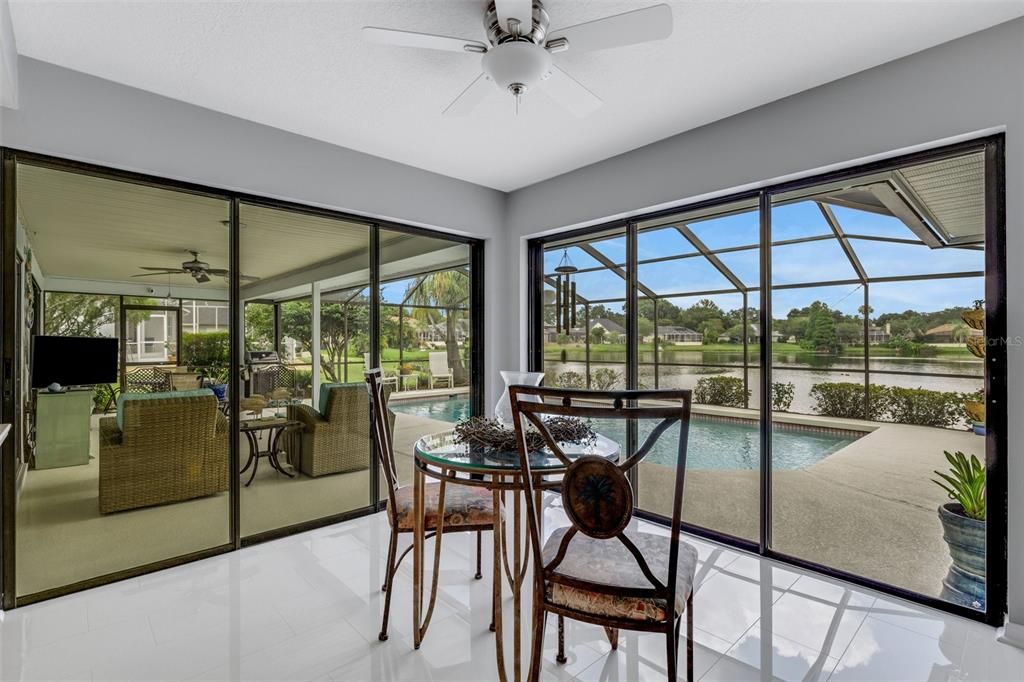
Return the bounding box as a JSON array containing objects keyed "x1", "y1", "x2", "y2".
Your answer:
[{"x1": 544, "y1": 201, "x2": 984, "y2": 317}]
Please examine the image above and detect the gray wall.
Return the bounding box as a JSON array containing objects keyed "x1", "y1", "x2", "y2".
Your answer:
[
  {"x1": 505, "y1": 17, "x2": 1024, "y2": 632},
  {"x1": 0, "y1": 57, "x2": 509, "y2": 408}
]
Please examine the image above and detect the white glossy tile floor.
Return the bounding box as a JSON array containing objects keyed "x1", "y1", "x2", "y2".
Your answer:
[{"x1": 0, "y1": 509, "x2": 1020, "y2": 681}]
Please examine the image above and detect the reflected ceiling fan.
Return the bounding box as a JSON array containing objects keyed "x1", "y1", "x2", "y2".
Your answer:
[
  {"x1": 363, "y1": 0, "x2": 672, "y2": 117},
  {"x1": 132, "y1": 251, "x2": 258, "y2": 284}
]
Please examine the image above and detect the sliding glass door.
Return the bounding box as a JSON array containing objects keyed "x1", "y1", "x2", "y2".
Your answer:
[
  {"x1": 528, "y1": 138, "x2": 1005, "y2": 624},
  {"x1": 0, "y1": 149, "x2": 485, "y2": 607},
  {"x1": 13, "y1": 160, "x2": 233, "y2": 600}
]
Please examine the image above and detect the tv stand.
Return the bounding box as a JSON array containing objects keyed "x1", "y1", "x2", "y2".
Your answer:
[{"x1": 34, "y1": 389, "x2": 92, "y2": 469}]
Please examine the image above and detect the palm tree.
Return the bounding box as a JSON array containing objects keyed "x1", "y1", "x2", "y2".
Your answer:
[{"x1": 405, "y1": 270, "x2": 471, "y2": 384}]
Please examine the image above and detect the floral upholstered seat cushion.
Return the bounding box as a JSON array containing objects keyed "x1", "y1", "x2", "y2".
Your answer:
[
  {"x1": 541, "y1": 527, "x2": 698, "y2": 622},
  {"x1": 392, "y1": 482, "x2": 497, "y2": 530}
]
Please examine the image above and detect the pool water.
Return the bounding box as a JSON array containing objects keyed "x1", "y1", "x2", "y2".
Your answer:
[
  {"x1": 390, "y1": 396, "x2": 472, "y2": 422},
  {"x1": 593, "y1": 419, "x2": 858, "y2": 470},
  {"x1": 390, "y1": 397, "x2": 857, "y2": 470}
]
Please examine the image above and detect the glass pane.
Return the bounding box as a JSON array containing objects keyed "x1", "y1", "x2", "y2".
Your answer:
[
  {"x1": 16, "y1": 162, "x2": 230, "y2": 597},
  {"x1": 635, "y1": 200, "x2": 760, "y2": 543},
  {"x1": 715, "y1": 247, "x2": 759, "y2": 287},
  {"x1": 638, "y1": 256, "x2": 735, "y2": 296},
  {"x1": 685, "y1": 209, "x2": 759, "y2": 249},
  {"x1": 637, "y1": 225, "x2": 697, "y2": 260},
  {"x1": 868, "y1": 278, "x2": 985, "y2": 378},
  {"x1": 771, "y1": 200, "x2": 834, "y2": 241},
  {"x1": 772, "y1": 238, "x2": 859, "y2": 286},
  {"x1": 380, "y1": 232, "x2": 474, "y2": 489},
  {"x1": 125, "y1": 309, "x2": 178, "y2": 363},
  {"x1": 849, "y1": 239, "x2": 984, "y2": 278},
  {"x1": 239, "y1": 202, "x2": 372, "y2": 537},
  {"x1": 321, "y1": 287, "x2": 370, "y2": 384},
  {"x1": 770, "y1": 150, "x2": 989, "y2": 613},
  {"x1": 543, "y1": 231, "x2": 626, "y2": 390}
]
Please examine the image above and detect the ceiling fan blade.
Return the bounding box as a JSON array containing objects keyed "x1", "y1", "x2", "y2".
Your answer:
[
  {"x1": 495, "y1": 0, "x2": 532, "y2": 36},
  {"x1": 541, "y1": 66, "x2": 602, "y2": 117},
  {"x1": 132, "y1": 270, "x2": 185, "y2": 277},
  {"x1": 362, "y1": 27, "x2": 487, "y2": 54},
  {"x1": 137, "y1": 266, "x2": 185, "y2": 272},
  {"x1": 443, "y1": 74, "x2": 493, "y2": 117},
  {"x1": 546, "y1": 4, "x2": 672, "y2": 53}
]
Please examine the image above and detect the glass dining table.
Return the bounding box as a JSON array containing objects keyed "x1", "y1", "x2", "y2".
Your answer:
[{"x1": 412, "y1": 430, "x2": 621, "y2": 682}]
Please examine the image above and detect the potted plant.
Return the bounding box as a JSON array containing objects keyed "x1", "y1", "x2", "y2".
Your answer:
[{"x1": 932, "y1": 450, "x2": 986, "y2": 609}]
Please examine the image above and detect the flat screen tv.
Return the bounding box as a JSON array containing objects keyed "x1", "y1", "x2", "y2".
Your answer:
[{"x1": 31, "y1": 336, "x2": 119, "y2": 390}]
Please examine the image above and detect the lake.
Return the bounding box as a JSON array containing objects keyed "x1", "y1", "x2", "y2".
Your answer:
[{"x1": 543, "y1": 348, "x2": 983, "y2": 414}]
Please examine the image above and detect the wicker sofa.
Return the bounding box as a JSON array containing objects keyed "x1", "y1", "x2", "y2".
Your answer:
[
  {"x1": 98, "y1": 392, "x2": 229, "y2": 513},
  {"x1": 288, "y1": 383, "x2": 393, "y2": 478}
]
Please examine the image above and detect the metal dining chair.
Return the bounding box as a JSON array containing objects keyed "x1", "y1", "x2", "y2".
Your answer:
[
  {"x1": 365, "y1": 368, "x2": 498, "y2": 643},
  {"x1": 509, "y1": 385, "x2": 697, "y2": 681}
]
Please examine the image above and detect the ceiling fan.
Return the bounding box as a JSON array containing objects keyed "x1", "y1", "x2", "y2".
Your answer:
[
  {"x1": 132, "y1": 251, "x2": 257, "y2": 284},
  {"x1": 363, "y1": 0, "x2": 673, "y2": 117}
]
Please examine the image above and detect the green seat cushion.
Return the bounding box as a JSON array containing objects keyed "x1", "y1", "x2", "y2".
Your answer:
[
  {"x1": 318, "y1": 382, "x2": 361, "y2": 415},
  {"x1": 117, "y1": 388, "x2": 213, "y2": 430}
]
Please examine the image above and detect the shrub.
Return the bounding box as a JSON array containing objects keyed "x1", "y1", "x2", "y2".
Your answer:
[
  {"x1": 553, "y1": 370, "x2": 585, "y2": 389},
  {"x1": 886, "y1": 387, "x2": 962, "y2": 428},
  {"x1": 590, "y1": 367, "x2": 622, "y2": 391},
  {"x1": 810, "y1": 382, "x2": 970, "y2": 428},
  {"x1": 181, "y1": 331, "x2": 230, "y2": 380},
  {"x1": 772, "y1": 382, "x2": 795, "y2": 412},
  {"x1": 694, "y1": 375, "x2": 749, "y2": 408},
  {"x1": 808, "y1": 382, "x2": 889, "y2": 421}
]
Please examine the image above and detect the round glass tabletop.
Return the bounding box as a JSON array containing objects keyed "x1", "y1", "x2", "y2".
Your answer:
[{"x1": 414, "y1": 430, "x2": 621, "y2": 473}]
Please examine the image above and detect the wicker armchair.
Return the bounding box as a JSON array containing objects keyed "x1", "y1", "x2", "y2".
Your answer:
[
  {"x1": 98, "y1": 393, "x2": 228, "y2": 513},
  {"x1": 288, "y1": 383, "x2": 392, "y2": 477}
]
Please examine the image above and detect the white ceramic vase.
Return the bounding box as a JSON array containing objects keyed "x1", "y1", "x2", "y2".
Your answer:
[{"x1": 494, "y1": 370, "x2": 545, "y2": 425}]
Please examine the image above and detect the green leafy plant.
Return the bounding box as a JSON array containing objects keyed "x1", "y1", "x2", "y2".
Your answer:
[
  {"x1": 590, "y1": 367, "x2": 622, "y2": 391},
  {"x1": 932, "y1": 450, "x2": 986, "y2": 521},
  {"x1": 694, "y1": 375, "x2": 749, "y2": 408},
  {"x1": 771, "y1": 381, "x2": 795, "y2": 412}
]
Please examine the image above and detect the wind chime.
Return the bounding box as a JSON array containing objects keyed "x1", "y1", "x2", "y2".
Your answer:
[{"x1": 553, "y1": 249, "x2": 578, "y2": 334}]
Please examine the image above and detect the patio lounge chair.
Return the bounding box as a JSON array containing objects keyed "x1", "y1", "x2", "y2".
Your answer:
[
  {"x1": 99, "y1": 390, "x2": 228, "y2": 513},
  {"x1": 288, "y1": 382, "x2": 379, "y2": 477},
  {"x1": 428, "y1": 351, "x2": 453, "y2": 389}
]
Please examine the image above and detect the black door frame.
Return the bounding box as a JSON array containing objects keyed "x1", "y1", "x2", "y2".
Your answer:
[
  {"x1": 527, "y1": 134, "x2": 1007, "y2": 626},
  {"x1": 0, "y1": 147, "x2": 486, "y2": 607}
]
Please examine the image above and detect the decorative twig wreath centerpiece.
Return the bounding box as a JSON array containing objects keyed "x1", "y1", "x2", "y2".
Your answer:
[{"x1": 453, "y1": 416, "x2": 596, "y2": 454}]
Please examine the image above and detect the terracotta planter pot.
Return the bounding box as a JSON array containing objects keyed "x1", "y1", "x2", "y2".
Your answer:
[{"x1": 937, "y1": 502, "x2": 986, "y2": 609}]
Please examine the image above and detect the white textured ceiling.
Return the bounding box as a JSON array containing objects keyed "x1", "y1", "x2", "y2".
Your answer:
[{"x1": 9, "y1": 1, "x2": 1024, "y2": 191}]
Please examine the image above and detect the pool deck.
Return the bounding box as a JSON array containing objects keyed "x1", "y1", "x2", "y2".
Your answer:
[{"x1": 641, "y1": 419, "x2": 981, "y2": 599}]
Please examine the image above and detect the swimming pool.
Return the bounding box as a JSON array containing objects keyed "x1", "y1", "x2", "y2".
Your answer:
[{"x1": 390, "y1": 396, "x2": 859, "y2": 470}]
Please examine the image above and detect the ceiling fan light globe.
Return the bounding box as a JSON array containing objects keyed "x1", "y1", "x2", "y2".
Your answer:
[{"x1": 481, "y1": 42, "x2": 553, "y2": 95}]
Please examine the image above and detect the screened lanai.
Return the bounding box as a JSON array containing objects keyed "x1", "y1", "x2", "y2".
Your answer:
[{"x1": 535, "y1": 146, "x2": 994, "y2": 616}]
